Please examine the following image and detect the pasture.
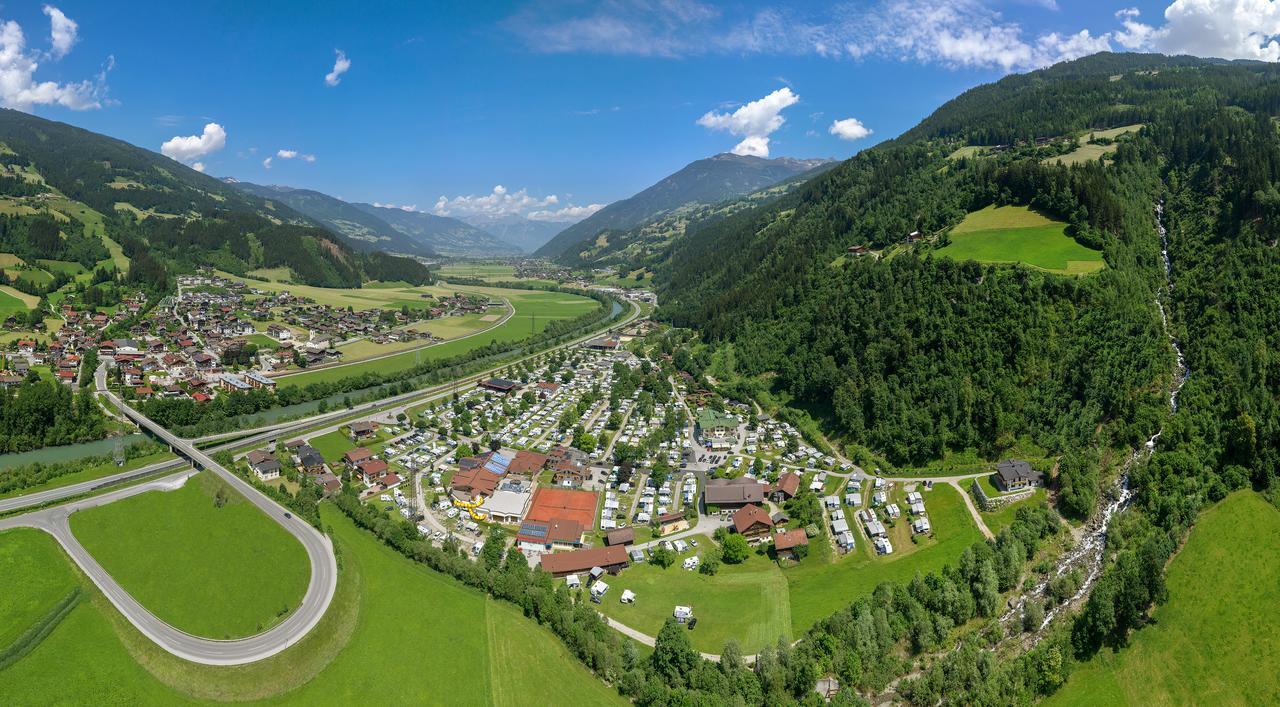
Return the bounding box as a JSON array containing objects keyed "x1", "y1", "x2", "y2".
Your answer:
[
  {"x1": 936, "y1": 205, "x2": 1105, "y2": 275},
  {"x1": 0, "y1": 528, "x2": 79, "y2": 649},
  {"x1": 68, "y1": 471, "x2": 311, "y2": 639},
  {"x1": 0, "y1": 286, "x2": 32, "y2": 318},
  {"x1": 0, "y1": 503, "x2": 623, "y2": 705},
  {"x1": 594, "y1": 535, "x2": 792, "y2": 654},
  {"x1": 1049, "y1": 491, "x2": 1280, "y2": 706},
  {"x1": 1044, "y1": 124, "x2": 1144, "y2": 167}
]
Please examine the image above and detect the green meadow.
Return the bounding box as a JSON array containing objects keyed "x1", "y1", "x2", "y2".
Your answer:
[
  {"x1": 69, "y1": 472, "x2": 311, "y2": 639},
  {"x1": 1048, "y1": 491, "x2": 1280, "y2": 706},
  {"x1": 936, "y1": 205, "x2": 1105, "y2": 275}
]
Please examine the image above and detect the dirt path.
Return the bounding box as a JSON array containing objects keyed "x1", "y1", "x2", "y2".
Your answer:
[{"x1": 949, "y1": 479, "x2": 994, "y2": 540}]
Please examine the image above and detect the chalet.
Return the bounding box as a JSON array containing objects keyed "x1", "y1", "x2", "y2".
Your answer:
[
  {"x1": 451, "y1": 467, "x2": 501, "y2": 501},
  {"x1": 343, "y1": 447, "x2": 373, "y2": 468},
  {"x1": 356, "y1": 458, "x2": 389, "y2": 486},
  {"x1": 247, "y1": 450, "x2": 282, "y2": 481},
  {"x1": 134, "y1": 385, "x2": 155, "y2": 399},
  {"x1": 296, "y1": 445, "x2": 326, "y2": 474},
  {"x1": 506, "y1": 450, "x2": 548, "y2": 476},
  {"x1": 123, "y1": 367, "x2": 144, "y2": 386},
  {"x1": 539, "y1": 545, "x2": 629, "y2": 578},
  {"x1": 994, "y1": 460, "x2": 1042, "y2": 492},
  {"x1": 192, "y1": 352, "x2": 216, "y2": 369},
  {"x1": 846, "y1": 244, "x2": 870, "y2": 255},
  {"x1": 192, "y1": 392, "x2": 213, "y2": 403},
  {"x1": 348, "y1": 420, "x2": 379, "y2": 441},
  {"x1": 773, "y1": 528, "x2": 809, "y2": 559},
  {"x1": 17, "y1": 339, "x2": 35, "y2": 355},
  {"x1": 770, "y1": 472, "x2": 801, "y2": 502},
  {"x1": 732, "y1": 504, "x2": 775, "y2": 542}
]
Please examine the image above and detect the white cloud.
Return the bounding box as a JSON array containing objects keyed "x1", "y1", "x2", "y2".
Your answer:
[
  {"x1": 373, "y1": 202, "x2": 419, "y2": 212},
  {"x1": 829, "y1": 117, "x2": 872, "y2": 141},
  {"x1": 191, "y1": 161, "x2": 205, "y2": 173},
  {"x1": 433, "y1": 185, "x2": 601, "y2": 222},
  {"x1": 325, "y1": 49, "x2": 350, "y2": 86},
  {"x1": 0, "y1": 10, "x2": 106, "y2": 111},
  {"x1": 1114, "y1": 2, "x2": 1280, "y2": 61},
  {"x1": 160, "y1": 122, "x2": 226, "y2": 164},
  {"x1": 42, "y1": 5, "x2": 77, "y2": 60},
  {"x1": 696, "y1": 87, "x2": 799, "y2": 157},
  {"x1": 506, "y1": 0, "x2": 1125, "y2": 72},
  {"x1": 528, "y1": 203, "x2": 606, "y2": 221},
  {"x1": 273, "y1": 148, "x2": 316, "y2": 163},
  {"x1": 262, "y1": 156, "x2": 272, "y2": 169}
]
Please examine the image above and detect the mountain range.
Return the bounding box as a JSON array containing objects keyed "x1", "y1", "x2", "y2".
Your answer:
[{"x1": 534, "y1": 153, "x2": 835, "y2": 259}]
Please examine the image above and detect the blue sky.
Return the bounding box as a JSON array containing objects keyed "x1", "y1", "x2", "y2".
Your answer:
[{"x1": 2, "y1": 1, "x2": 1274, "y2": 223}]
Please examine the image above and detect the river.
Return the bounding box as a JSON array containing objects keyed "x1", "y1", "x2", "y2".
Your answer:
[{"x1": 999, "y1": 202, "x2": 1188, "y2": 638}]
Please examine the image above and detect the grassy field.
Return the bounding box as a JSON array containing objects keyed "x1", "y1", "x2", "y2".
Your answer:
[
  {"x1": 241, "y1": 333, "x2": 278, "y2": 349},
  {"x1": 37, "y1": 259, "x2": 87, "y2": 276},
  {"x1": 0, "y1": 287, "x2": 30, "y2": 317},
  {"x1": 278, "y1": 286, "x2": 599, "y2": 389},
  {"x1": 0, "y1": 528, "x2": 79, "y2": 648},
  {"x1": 1049, "y1": 491, "x2": 1280, "y2": 706},
  {"x1": 0, "y1": 503, "x2": 622, "y2": 705},
  {"x1": 784, "y1": 483, "x2": 985, "y2": 632},
  {"x1": 247, "y1": 267, "x2": 294, "y2": 282},
  {"x1": 309, "y1": 430, "x2": 358, "y2": 463},
  {"x1": 437, "y1": 262, "x2": 517, "y2": 282},
  {"x1": 982, "y1": 487, "x2": 1047, "y2": 535},
  {"x1": 0, "y1": 252, "x2": 23, "y2": 267},
  {"x1": 595, "y1": 535, "x2": 792, "y2": 654},
  {"x1": 936, "y1": 205, "x2": 1105, "y2": 275},
  {"x1": 69, "y1": 472, "x2": 311, "y2": 639},
  {"x1": 1044, "y1": 124, "x2": 1144, "y2": 167}
]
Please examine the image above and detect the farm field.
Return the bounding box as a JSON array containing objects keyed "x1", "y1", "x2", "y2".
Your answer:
[
  {"x1": 1049, "y1": 491, "x2": 1280, "y2": 706},
  {"x1": 217, "y1": 270, "x2": 457, "y2": 309},
  {"x1": 0, "y1": 503, "x2": 622, "y2": 705},
  {"x1": 68, "y1": 472, "x2": 311, "y2": 639},
  {"x1": 1044, "y1": 124, "x2": 1144, "y2": 166},
  {"x1": 784, "y1": 483, "x2": 985, "y2": 632},
  {"x1": 594, "y1": 535, "x2": 792, "y2": 654},
  {"x1": 437, "y1": 262, "x2": 517, "y2": 282},
  {"x1": 936, "y1": 205, "x2": 1105, "y2": 275},
  {"x1": 278, "y1": 286, "x2": 600, "y2": 388},
  {"x1": 0, "y1": 528, "x2": 79, "y2": 649},
  {"x1": 0, "y1": 284, "x2": 38, "y2": 316}
]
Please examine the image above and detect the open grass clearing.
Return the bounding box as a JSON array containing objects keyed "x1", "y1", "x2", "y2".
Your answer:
[
  {"x1": 982, "y1": 487, "x2": 1047, "y2": 536},
  {"x1": 1044, "y1": 124, "x2": 1144, "y2": 167},
  {"x1": 1048, "y1": 490, "x2": 1280, "y2": 706},
  {"x1": 69, "y1": 471, "x2": 311, "y2": 639},
  {"x1": 36, "y1": 259, "x2": 86, "y2": 276},
  {"x1": 437, "y1": 262, "x2": 518, "y2": 282},
  {"x1": 0, "y1": 528, "x2": 79, "y2": 648},
  {"x1": 0, "y1": 252, "x2": 24, "y2": 267},
  {"x1": 594, "y1": 535, "x2": 792, "y2": 654},
  {"x1": 937, "y1": 205, "x2": 1105, "y2": 275},
  {"x1": 247, "y1": 267, "x2": 294, "y2": 283},
  {"x1": 784, "y1": 483, "x2": 984, "y2": 632}
]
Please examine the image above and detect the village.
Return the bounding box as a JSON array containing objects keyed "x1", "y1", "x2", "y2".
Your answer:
[{"x1": 227, "y1": 329, "x2": 1044, "y2": 643}]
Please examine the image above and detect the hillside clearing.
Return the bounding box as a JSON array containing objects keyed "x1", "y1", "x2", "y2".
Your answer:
[{"x1": 936, "y1": 205, "x2": 1105, "y2": 275}]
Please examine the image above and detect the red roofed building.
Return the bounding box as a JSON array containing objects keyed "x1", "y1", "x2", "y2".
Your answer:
[
  {"x1": 773, "y1": 528, "x2": 809, "y2": 559},
  {"x1": 357, "y1": 458, "x2": 389, "y2": 485},
  {"x1": 732, "y1": 503, "x2": 775, "y2": 541},
  {"x1": 539, "y1": 545, "x2": 629, "y2": 578},
  {"x1": 525, "y1": 487, "x2": 598, "y2": 529},
  {"x1": 506, "y1": 450, "x2": 548, "y2": 475},
  {"x1": 451, "y1": 467, "x2": 501, "y2": 501}
]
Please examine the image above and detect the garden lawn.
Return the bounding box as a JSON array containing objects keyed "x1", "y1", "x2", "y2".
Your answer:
[
  {"x1": 309, "y1": 430, "x2": 358, "y2": 463},
  {"x1": 784, "y1": 483, "x2": 984, "y2": 632},
  {"x1": 241, "y1": 333, "x2": 278, "y2": 349},
  {"x1": 68, "y1": 471, "x2": 311, "y2": 639},
  {"x1": 595, "y1": 536, "x2": 792, "y2": 654},
  {"x1": 1048, "y1": 491, "x2": 1280, "y2": 707},
  {"x1": 936, "y1": 205, "x2": 1105, "y2": 275},
  {"x1": 983, "y1": 487, "x2": 1047, "y2": 536},
  {"x1": 0, "y1": 503, "x2": 623, "y2": 705},
  {"x1": 0, "y1": 528, "x2": 79, "y2": 648}
]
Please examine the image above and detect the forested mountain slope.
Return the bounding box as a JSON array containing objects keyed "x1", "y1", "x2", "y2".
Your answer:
[
  {"x1": 654, "y1": 53, "x2": 1280, "y2": 702},
  {"x1": 0, "y1": 110, "x2": 432, "y2": 288},
  {"x1": 535, "y1": 153, "x2": 833, "y2": 259},
  {"x1": 353, "y1": 202, "x2": 520, "y2": 257},
  {"x1": 232, "y1": 182, "x2": 435, "y2": 258}
]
